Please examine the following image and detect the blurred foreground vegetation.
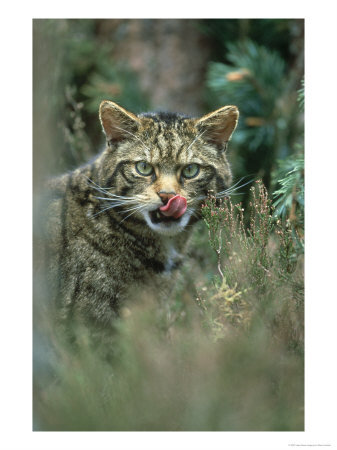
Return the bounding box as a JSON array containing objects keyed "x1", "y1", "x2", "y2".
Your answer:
[
  {"x1": 33, "y1": 19, "x2": 304, "y2": 431},
  {"x1": 34, "y1": 181, "x2": 304, "y2": 431}
]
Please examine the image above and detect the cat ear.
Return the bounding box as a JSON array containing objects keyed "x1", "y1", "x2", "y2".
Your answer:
[
  {"x1": 99, "y1": 100, "x2": 140, "y2": 143},
  {"x1": 195, "y1": 105, "x2": 239, "y2": 149}
]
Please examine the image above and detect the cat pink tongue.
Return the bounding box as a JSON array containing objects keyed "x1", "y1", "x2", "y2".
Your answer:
[{"x1": 159, "y1": 195, "x2": 187, "y2": 219}]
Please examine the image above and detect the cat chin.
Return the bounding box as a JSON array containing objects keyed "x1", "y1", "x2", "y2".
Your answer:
[{"x1": 142, "y1": 210, "x2": 192, "y2": 236}]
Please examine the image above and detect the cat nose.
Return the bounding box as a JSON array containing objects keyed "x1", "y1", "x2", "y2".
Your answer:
[{"x1": 158, "y1": 191, "x2": 176, "y2": 205}]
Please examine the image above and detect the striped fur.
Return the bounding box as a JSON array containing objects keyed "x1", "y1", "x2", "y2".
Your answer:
[{"x1": 46, "y1": 101, "x2": 239, "y2": 328}]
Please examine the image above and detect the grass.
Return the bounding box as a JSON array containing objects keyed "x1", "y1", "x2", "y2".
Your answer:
[{"x1": 33, "y1": 181, "x2": 304, "y2": 431}]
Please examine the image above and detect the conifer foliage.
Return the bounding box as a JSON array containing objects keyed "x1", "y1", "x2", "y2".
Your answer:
[{"x1": 206, "y1": 40, "x2": 303, "y2": 193}]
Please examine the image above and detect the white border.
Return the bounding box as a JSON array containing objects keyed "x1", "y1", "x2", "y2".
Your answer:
[{"x1": 2, "y1": 1, "x2": 337, "y2": 449}]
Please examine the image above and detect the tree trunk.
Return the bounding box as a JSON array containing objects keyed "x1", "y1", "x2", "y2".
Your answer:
[{"x1": 96, "y1": 19, "x2": 212, "y2": 116}]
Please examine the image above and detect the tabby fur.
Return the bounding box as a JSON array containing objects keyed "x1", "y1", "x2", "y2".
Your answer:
[{"x1": 46, "y1": 101, "x2": 239, "y2": 329}]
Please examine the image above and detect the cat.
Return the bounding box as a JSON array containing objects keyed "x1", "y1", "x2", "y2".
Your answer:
[{"x1": 45, "y1": 100, "x2": 239, "y2": 330}]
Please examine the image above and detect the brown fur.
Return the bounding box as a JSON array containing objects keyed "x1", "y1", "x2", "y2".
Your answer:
[{"x1": 45, "y1": 101, "x2": 239, "y2": 329}]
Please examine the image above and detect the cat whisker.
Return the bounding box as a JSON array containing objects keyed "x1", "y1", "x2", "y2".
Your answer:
[
  {"x1": 104, "y1": 193, "x2": 144, "y2": 201},
  {"x1": 87, "y1": 177, "x2": 143, "y2": 201},
  {"x1": 193, "y1": 195, "x2": 208, "y2": 202},
  {"x1": 90, "y1": 202, "x2": 128, "y2": 218},
  {"x1": 91, "y1": 187, "x2": 137, "y2": 201},
  {"x1": 86, "y1": 177, "x2": 112, "y2": 192},
  {"x1": 186, "y1": 130, "x2": 206, "y2": 151},
  {"x1": 89, "y1": 205, "x2": 115, "y2": 219},
  {"x1": 93, "y1": 195, "x2": 136, "y2": 204},
  {"x1": 185, "y1": 130, "x2": 206, "y2": 157},
  {"x1": 91, "y1": 196, "x2": 146, "y2": 218},
  {"x1": 90, "y1": 201, "x2": 142, "y2": 219},
  {"x1": 119, "y1": 205, "x2": 147, "y2": 224},
  {"x1": 188, "y1": 208, "x2": 200, "y2": 219},
  {"x1": 189, "y1": 178, "x2": 253, "y2": 205},
  {"x1": 120, "y1": 204, "x2": 147, "y2": 214},
  {"x1": 216, "y1": 177, "x2": 254, "y2": 198},
  {"x1": 113, "y1": 126, "x2": 151, "y2": 154}
]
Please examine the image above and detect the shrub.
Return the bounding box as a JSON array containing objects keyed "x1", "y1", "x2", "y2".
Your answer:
[
  {"x1": 199, "y1": 180, "x2": 304, "y2": 351},
  {"x1": 34, "y1": 181, "x2": 304, "y2": 431}
]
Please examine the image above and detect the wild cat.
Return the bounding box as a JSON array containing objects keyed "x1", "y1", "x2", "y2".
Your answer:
[{"x1": 46, "y1": 100, "x2": 239, "y2": 329}]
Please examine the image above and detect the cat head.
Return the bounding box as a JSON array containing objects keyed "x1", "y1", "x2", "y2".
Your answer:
[{"x1": 98, "y1": 101, "x2": 239, "y2": 236}]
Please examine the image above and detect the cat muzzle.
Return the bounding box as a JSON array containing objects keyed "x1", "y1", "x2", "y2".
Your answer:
[
  {"x1": 159, "y1": 195, "x2": 187, "y2": 219},
  {"x1": 148, "y1": 195, "x2": 188, "y2": 225}
]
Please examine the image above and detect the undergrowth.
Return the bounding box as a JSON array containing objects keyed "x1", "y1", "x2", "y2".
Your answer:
[
  {"x1": 198, "y1": 180, "x2": 303, "y2": 350},
  {"x1": 33, "y1": 180, "x2": 304, "y2": 431}
]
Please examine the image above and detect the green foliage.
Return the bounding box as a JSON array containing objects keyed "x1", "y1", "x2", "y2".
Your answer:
[
  {"x1": 60, "y1": 85, "x2": 92, "y2": 167},
  {"x1": 46, "y1": 20, "x2": 148, "y2": 115},
  {"x1": 207, "y1": 41, "x2": 286, "y2": 122},
  {"x1": 297, "y1": 78, "x2": 305, "y2": 112},
  {"x1": 201, "y1": 19, "x2": 303, "y2": 66},
  {"x1": 34, "y1": 298, "x2": 303, "y2": 431},
  {"x1": 34, "y1": 19, "x2": 149, "y2": 172},
  {"x1": 200, "y1": 181, "x2": 303, "y2": 347},
  {"x1": 271, "y1": 79, "x2": 304, "y2": 248},
  {"x1": 34, "y1": 181, "x2": 304, "y2": 431},
  {"x1": 206, "y1": 39, "x2": 303, "y2": 196},
  {"x1": 33, "y1": 19, "x2": 304, "y2": 432},
  {"x1": 81, "y1": 66, "x2": 147, "y2": 115},
  {"x1": 273, "y1": 157, "x2": 304, "y2": 220}
]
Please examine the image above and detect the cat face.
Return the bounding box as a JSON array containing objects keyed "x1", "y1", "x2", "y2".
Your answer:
[{"x1": 98, "y1": 101, "x2": 239, "y2": 236}]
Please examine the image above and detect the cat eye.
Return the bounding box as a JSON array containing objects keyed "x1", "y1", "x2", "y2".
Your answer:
[
  {"x1": 182, "y1": 163, "x2": 200, "y2": 179},
  {"x1": 135, "y1": 161, "x2": 154, "y2": 176}
]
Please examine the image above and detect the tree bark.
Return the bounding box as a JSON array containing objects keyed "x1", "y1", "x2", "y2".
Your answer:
[{"x1": 96, "y1": 19, "x2": 212, "y2": 116}]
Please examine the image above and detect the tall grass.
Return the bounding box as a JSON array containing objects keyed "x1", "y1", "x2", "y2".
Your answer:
[{"x1": 33, "y1": 181, "x2": 304, "y2": 431}]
